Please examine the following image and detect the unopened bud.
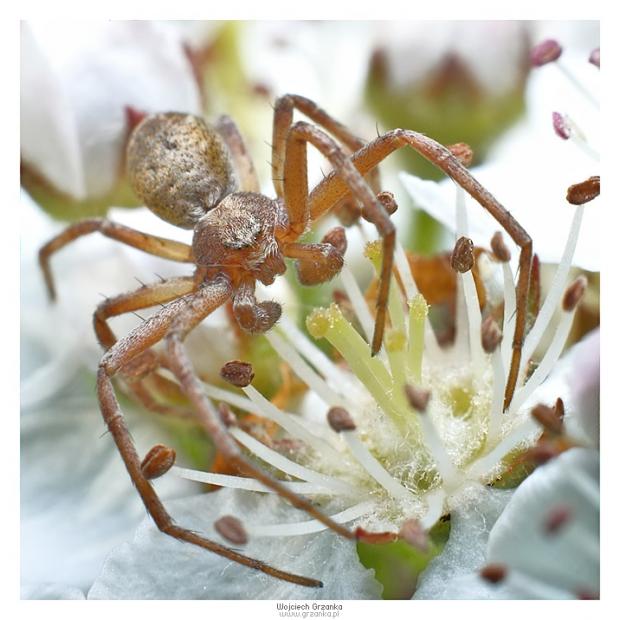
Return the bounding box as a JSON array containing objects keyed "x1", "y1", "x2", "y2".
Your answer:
[
  {"x1": 481, "y1": 316, "x2": 503, "y2": 353},
  {"x1": 140, "y1": 444, "x2": 176, "y2": 480},
  {"x1": 322, "y1": 226, "x2": 347, "y2": 255},
  {"x1": 589, "y1": 48, "x2": 600, "y2": 68},
  {"x1": 566, "y1": 176, "x2": 600, "y2": 205},
  {"x1": 399, "y1": 519, "x2": 429, "y2": 552},
  {"x1": 531, "y1": 39, "x2": 562, "y2": 67},
  {"x1": 220, "y1": 360, "x2": 254, "y2": 387},
  {"x1": 404, "y1": 384, "x2": 431, "y2": 413},
  {"x1": 480, "y1": 563, "x2": 508, "y2": 584},
  {"x1": 531, "y1": 404, "x2": 564, "y2": 435},
  {"x1": 490, "y1": 231, "x2": 511, "y2": 262},
  {"x1": 562, "y1": 276, "x2": 587, "y2": 312},
  {"x1": 327, "y1": 406, "x2": 356, "y2": 432},
  {"x1": 448, "y1": 142, "x2": 474, "y2": 167},
  {"x1": 451, "y1": 237, "x2": 474, "y2": 273},
  {"x1": 552, "y1": 112, "x2": 571, "y2": 140},
  {"x1": 214, "y1": 515, "x2": 248, "y2": 545}
]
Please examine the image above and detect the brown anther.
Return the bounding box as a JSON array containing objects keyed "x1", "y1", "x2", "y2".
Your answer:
[
  {"x1": 589, "y1": 48, "x2": 600, "y2": 68},
  {"x1": 218, "y1": 402, "x2": 237, "y2": 428},
  {"x1": 562, "y1": 276, "x2": 587, "y2": 312},
  {"x1": 448, "y1": 142, "x2": 474, "y2": 167},
  {"x1": 552, "y1": 112, "x2": 571, "y2": 140},
  {"x1": 404, "y1": 384, "x2": 431, "y2": 413},
  {"x1": 544, "y1": 504, "x2": 572, "y2": 535},
  {"x1": 399, "y1": 519, "x2": 429, "y2": 553},
  {"x1": 525, "y1": 443, "x2": 560, "y2": 465},
  {"x1": 327, "y1": 406, "x2": 356, "y2": 432},
  {"x1": 354, "y1": 527, "x2": 399, "y2": 545},
  {"x1": 577, "y1": 589, "x2": 600, "y2": 600},
  {"x1": 322, "y1": 226, "x2": 347, "y2": 255},
  {"x1": 480, "y1": 563, "x2": 508, "y2": 584},
  {"x1": 376, "y1": 191, "x2": 399, "y2": 216},
  {"x1": 481, "y1": 315, "x2": 503, "y2": 354},
  {"x1": 490, "y1": 231, "x2": 511, "y2": 262},
  {"x1": 140, "y1": 444, "x2": 176, "y2": 480},
  {"x1": 530, "y1": 39, "x2": 562, "y2": 67},
  {"x1": 451, "y1": 236, "x2": 474, "y2": 273},
  {"x1": 125, "y1": 106, "x2": 147, "y2": 132},
  {"x1": 566, "y1": 176, "x2": 600, "y2": 205},
  {"x1": 531, "y1": 404, "x2": 564, "y2": 435},
  {"x1": 214, "y1": 515, "x2": 248, "y2": 545},
  {"x1": 220, "y1": 360, "x2": 254, "y2": 387},
  {"x1": 554, "y1": 397, "x2": 565, "y2": 421}
]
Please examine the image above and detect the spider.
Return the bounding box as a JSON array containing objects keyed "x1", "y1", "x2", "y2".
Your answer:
[{"x1": 39, "y1": 94, "x2": 532, "y2": 588}]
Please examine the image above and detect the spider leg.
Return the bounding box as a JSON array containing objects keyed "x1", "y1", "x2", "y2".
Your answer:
[
  {"x1": 94, "y1": 276, "x2": 197, "y2": 420},
  {"x1": 97, "y1": 276, "x2": 322, "y2": 588},
  {"x1": 308, "y1": 129, "x2": 533, "y2": 409},
  {"x1": 271, "y1": 94, "x2": 381, "y2": 200},
  {"x1": 283, "y1": 226, "x2": 346, "y2": 285},
  {"x1": 232, "y1": 277, "x2": 282, "y2": 334},
  {"x1": 39, "y1": 219, "x2": 194, "y2": 301},
  {"x1": 279, "y1": 121, "x2": 395, "y2": 357},
  {"x1": 215, "y1": 115, "x2": 260, "y2": 192},
  {"x1": 163, "y1": 310, "x2": 356, "y2": 543}
]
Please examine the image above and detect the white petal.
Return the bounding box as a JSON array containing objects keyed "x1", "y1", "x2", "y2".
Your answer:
[
  {"x1": 21, "y1": 583, "x2": 86, "y2": 600},
  {"x1": 22, "y1": 21, "x2": 202, "y2": 199},
  {"x1": 88, "y1": 489, "x2": 382, "y2": 600},
  {"x1": 487, "y1": 448, "x2": 599, "y2": 597},
  {"x1": 412, "y1": 485, "x2": 513, "y2": 599},
  {"x1": 21, "y1": 365, "x2": 201, "y2": 592}
]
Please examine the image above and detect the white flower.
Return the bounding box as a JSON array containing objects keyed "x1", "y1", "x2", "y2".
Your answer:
[
  {"x1": 21, "y1": 21, "x2": 203, "y2": 204},
  {"x1": 417, "y1": 447, "x2": 599, "y2": 599},
  {"x1": 85, "y1": 175, "x2": 596, "y2": 596},
  {"x1": 400, "y1": 30, "x2": 599, "y2": 272}
]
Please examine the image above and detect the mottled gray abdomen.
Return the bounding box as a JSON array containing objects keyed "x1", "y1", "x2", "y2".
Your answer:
[{"x1": 126, "y1": 113, "x2": 237, "y2": 229}]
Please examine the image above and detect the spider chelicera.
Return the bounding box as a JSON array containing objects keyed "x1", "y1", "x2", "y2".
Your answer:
[{"x1": 39, "y1": 94, "x2": 532, "y2": 588}]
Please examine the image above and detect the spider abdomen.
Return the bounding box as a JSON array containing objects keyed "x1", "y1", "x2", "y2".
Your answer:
[{"x1": 127, "y1": 113, "x2": 238, "y2": 229}]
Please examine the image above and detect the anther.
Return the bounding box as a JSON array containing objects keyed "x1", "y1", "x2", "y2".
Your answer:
[
  {"x1": 566, "y1": 176, "x2": 600, "y2": 205},
  {"x1": 530, "y1": 39, "x2": 563, "y2": 67},
  {"x1": 322, "y1": 226, "x2": 348, "y2": 255},
  {"x1": 214, "y1": 515, "x2": 248, "y2": 545},
  {"x1": 354, "y1": 527, "x2": 399, "y2": 545},
  {"x1": 399, "y1": 519, "x2": 429, "y2": 552},
  {"x1": 481, "y1": 315, "x2": 503, "y2": 354},
  {"x1": 589, "y1": 48, "x2": 600, "y2": 68},
  {"x1": 531, "y1": 403, "x2": 564, "y2": 435},
  {"x1": 562, "y1": 275, "x2": 587, "y2": 312},
  {"x1": 552, "y1": 111, "x2": 571, "y2": 140},
  {"x1": 404, "y1": 384, "x2": 431, "y2": 413},
  {"x1": 544, "y1": 504, "x2": 572, "y2": 535},
  {"x1": 554, "y1": 397, "x2": 565, "y2": 421},
  {"x1": 140, "y1": 444, "x2": 176, "y2": 480},
  {"x1": 448, "y1": 142, "x2": 474, "y2": 167},
  {"x1": 525, "y1": 442, "x2": 560, "y2": 465},
  {"x1": 125, "y1": 105, "x2": 147, "y2": 132},
  {"x1": 376, "y1": 191, "x2": 399, "y2": 216},
  {"x1": 218, "y1": 403, "x2": 237, "y2": 428},
  {"x1": 220, "y1": 360, "x2": 255, "y2": 388},
  {"x1": 335, "y1": 199, "x2": 362, "y2": 226},
  {"x1": 490, "y1": 231, "x2": 511, "y2": 262},
  {"x1": 327, "y1": 406, "x2": 356, "y2": 432},
  {"x1": 480, "y1": 563, "x2": 508, "y2": 584},
  {"x1": 451, "y1": 236, "x2": 474, "y2": 273}
]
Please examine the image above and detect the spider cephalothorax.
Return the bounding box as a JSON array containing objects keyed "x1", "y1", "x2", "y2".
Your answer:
[{"x1": 39, "y1": 94, "x2": 534, "y2": 588}]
